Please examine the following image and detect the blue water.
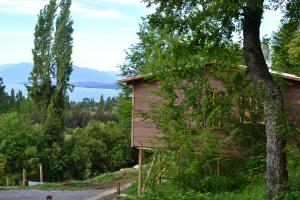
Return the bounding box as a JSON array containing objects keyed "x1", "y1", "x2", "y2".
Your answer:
[{"x1": 5, "y1": 84, "x2": 120, "y2": 102}]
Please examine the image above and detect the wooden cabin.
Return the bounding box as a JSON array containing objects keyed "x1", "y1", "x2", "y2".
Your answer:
[{"x1": 118, "y1": 69, "x2": 300, "y2": 150}]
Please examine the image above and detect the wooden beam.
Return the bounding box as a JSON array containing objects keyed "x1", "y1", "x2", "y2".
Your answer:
[{"x1": 138, "y1": 145, "x2": 143, "y2": 196}]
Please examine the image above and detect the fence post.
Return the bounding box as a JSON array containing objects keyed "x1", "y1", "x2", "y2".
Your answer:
[
  {"x1": 39, "y1": 164, "x2": 43, "y2": 183},
  {"x1": 117, "y1": 181, "x2": 121, "y2": 195},
  {"x1": 6, "y1": 176, "x2": 9, "y2": 187},
  {"x1": 22, "y1": 169, "x2": 26, "y2": 187}
]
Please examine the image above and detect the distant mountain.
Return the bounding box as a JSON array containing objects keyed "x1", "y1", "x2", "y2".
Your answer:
[{"x1": 0, "y1": 63, "x2": 120, "y2": 89}]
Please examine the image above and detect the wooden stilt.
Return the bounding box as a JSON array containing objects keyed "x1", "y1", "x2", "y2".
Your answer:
[
  {"x1": 39, "y1": 164, "x2": 43, "y2": 183},
  {"x1": 216, "y1": 159, "x2": 220, "y2": 176},
  {"x1": 138, "y1": 145, "x2": 143, "y2": 196}
]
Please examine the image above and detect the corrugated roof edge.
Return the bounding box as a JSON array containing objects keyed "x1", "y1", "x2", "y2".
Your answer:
[
  {"x1": 118, "y1": 66, "x2": 300, "y2": 84},
  {"x1": 239, "y1": 65, "x2": 300, "y2": 82}
]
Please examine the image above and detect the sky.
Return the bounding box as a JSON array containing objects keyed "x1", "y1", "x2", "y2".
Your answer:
[{"x1": 0, "y1": 0, "x2": 283, "y2": 72}]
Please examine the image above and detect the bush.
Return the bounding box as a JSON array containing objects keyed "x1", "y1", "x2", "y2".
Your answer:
[
  {"x1": 124, "y1": 182, "x2": 266, "y2": 200},
  {"x1": 62, "y1": 121, "x2": 134, "y2": 179},
  {"x1": 0, "y1": 154, "x2": 6, "y2": 185}
]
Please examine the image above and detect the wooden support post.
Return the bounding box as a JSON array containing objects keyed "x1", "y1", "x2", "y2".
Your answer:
[
  {"x1": 216, "y1": 159, "x2": 220, "y2": 176},
  {"x1": 138, "y1": 146, "x2": 143, "y2": 196},
  {"x1": 39, "y1": 164, "x2": 43, "y2": 183},
  {"x1": 22, "y1": 169, "x2": 26, "y2": 187},
  {"x1": 212, "y1": 91, "x2": 216, "y2": 127},
  {"x1": 117, "y1": 181, "x2": 121, "y2": 195},
  {"x1": 6, "y1": 176, "x2": 9, "y2": 187}
]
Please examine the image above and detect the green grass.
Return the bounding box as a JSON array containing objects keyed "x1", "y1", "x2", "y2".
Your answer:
[
  {"x1": 124, "y1": 171, "x2": 300, "y2": 200},
  {"x1": 124, "y1": 182, "x2": 266, "y2": 200},
  {"x1": 32, "y1": 168, "x2": 137, "y2": 190}
]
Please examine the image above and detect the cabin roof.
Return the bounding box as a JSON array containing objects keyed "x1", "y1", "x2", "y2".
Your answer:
[
  {"x1": 118, "y1": 67, "x2": 300, "y2": 84},
  {"x1": 118, "y1": 73, "x2": 153, "y2": 84}
]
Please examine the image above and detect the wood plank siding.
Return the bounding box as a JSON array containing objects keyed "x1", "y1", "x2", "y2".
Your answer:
[
  {"x1": 131, "y1": 81, "x2": 163, "y2": 148},
  {"x1": 119, "y1": 71, "x2": 300, "y2": 150},
  {"x1": 282, "y1": 80, "x2": 300, "y2": 130}
]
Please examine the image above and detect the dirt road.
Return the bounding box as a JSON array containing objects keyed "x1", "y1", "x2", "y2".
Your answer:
[{"x1": 0, "y1": 183, "x2": 131, "y2": 200}]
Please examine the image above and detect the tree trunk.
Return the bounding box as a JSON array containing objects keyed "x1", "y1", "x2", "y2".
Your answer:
[{"x1": 243, "y1": 1, "x2": 288, "y2": 199}]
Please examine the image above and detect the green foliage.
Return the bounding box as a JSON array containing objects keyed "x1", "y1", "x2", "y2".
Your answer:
[
  {"x1": 28, "y1": 0, "x2": 73, "y2": 145},
  {"x1": 124, "y1": 182, "x2": 266, "y2": 200},
  {"x1": 28, "y1": 0, "x2": 56, "y2": 116},
  {"x1": 71, "y1": 145, "x2": 91, "y2": 179},
  {"x1": 54, "y1": 0, "x2": 73, "y2": 95},
  {"x1": 0, "y1": 112, "x2": 42, "y2": 177},
  {"x1": 37, "y1": 143, "x2": 65, "y2": 181},
  {"x1": 120, "y1": 0, "x2": 277, "y2": 196},
  {"x1": 23, "y1": 146, "x2": 40, "y2": 180},
  {"x1": 287, "y1": 26, "x2": 300, "y2": 66},
  {"x1": 98, "y1": 95, "x2": 105, "y2": 114},
  {"x1": 0, "y1": 78, "x2": 24, "y2": 114},
  {"x1": 63, "y1": 121, "x2": 133, "y2": 179},
  {"x1": 0, "y1": 154, "x2": 6, "y2": 185},
  {"x1": 271, "y1": 1, "x2": 300, "y2": 74}
]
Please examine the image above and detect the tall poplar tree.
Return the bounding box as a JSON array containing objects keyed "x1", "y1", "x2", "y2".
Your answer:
[
  {"x1": 45, "y1": 0, "x2": 73, "y2": 142},
  {"x1": 54, "y1": 0, "x2": 73, "y2": 106},
  {"x1": 98, "y1": 95, "x2": 105, "y2": 113},
  {"x1": 28, "y1": 0, "x2": 57, "y2": 121},
  {"x1": 29, "y1": 0, "x2": 73, "y2": 143}
]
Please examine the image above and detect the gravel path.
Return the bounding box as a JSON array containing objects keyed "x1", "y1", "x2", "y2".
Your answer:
[{"x1": 0, "y1": 183, "x2": 132, "y2": 200}]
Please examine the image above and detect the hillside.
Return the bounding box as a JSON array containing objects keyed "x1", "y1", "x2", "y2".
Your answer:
[{"x1": 0, "y1": 63, "x2": 119, "y2": 89}]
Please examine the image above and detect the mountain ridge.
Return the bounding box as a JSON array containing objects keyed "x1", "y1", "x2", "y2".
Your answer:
[{"x1": 0, "y1": 63, "x2": 120, "y2": 89}]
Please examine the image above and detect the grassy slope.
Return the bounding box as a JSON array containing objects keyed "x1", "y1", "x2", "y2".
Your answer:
[{"x1": 32, "y1": 169, "x2": 137, "y2": 190}]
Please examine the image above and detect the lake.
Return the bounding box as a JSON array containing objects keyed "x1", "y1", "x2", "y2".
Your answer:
[{"x1": 5, "y1": 84, "x2": 120, "y2": 102}]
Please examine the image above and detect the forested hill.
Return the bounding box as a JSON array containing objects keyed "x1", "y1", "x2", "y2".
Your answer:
[{"x1": 0, "y1": 63, "x2": 120, "y2": 89}]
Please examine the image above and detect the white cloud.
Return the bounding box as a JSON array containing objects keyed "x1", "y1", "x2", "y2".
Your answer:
[
  {"x1": 72, "y1": 2, "x2": 127, "y2": 20},
  {"x1": 117, "y1": 25, "x2": 139, "y2": 32},
  {"x1": 0, "y1": 0, "x2": 48, "y2": 15},
  {"x1": 0, "y1": 0, "x2": 128, "y2": 20},
  {"x1": 93, "y1": 0, "x2": 144, "y2": 5},
  {"x1": 74, "y1": 32, "x2": 115, "y2": 40}
]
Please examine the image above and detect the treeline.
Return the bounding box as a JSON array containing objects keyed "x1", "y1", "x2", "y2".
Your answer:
[
  {"x1": 0, "y1": 83, "x2": 135, "y2": 183},
  {"x1": 66, "y1": 96, "x2": 118, "y2": 128},
  {"x1": 0, "y1": 78, "x2": 25, "y2": 114}
]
